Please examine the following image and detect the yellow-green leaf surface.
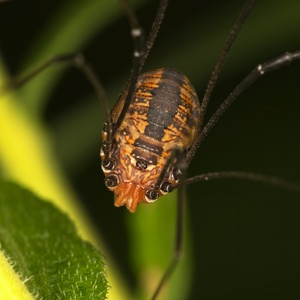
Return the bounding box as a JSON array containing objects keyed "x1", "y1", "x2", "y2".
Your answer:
[
  {"x1": 0, "y1": 180, "x2": 108, "y2": 299},
  {"x1": 0, "y1": 251, "x2": 33, "y2": 300},
  {"x1": 0, "y1": 63, "x2": 128, "y2": 300}
]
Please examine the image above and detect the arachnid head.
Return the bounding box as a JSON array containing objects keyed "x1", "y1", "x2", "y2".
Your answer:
[{"x1": 101, "y1": 146, "x2": 180, "y2": 212}]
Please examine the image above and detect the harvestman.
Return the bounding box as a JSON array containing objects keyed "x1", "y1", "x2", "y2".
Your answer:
[{"x1": 4, "y1": 0, "x2": 300, "y2": 299}]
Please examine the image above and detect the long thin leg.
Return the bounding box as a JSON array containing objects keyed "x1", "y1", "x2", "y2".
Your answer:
[
  {"x1": 122, "y1": 0, "x2": 169, "y2": 72},
  {"x1": 114, "y1": 0, "x2": 146, "y2": 134},
  {"x1": 186, "y1": 0, "x2": 256, "y2": 164},
  {"x1": 200, "y1": 0, "x2": 256, "y2": 121},
  {"x1": 2, "y1": 0, "x2": 169, "y2": 154},
  {"x1": 2, "y1": 53, "x2": 114, "y2": 162},
  {"x1": 115, "y1": 0, "x2": 169, "y2": 134},
  {"x1": 151, "y1": 185, "x2": 185, "y2": 300},
  {"x1": 150, "y1": 147, "x2": 187, "y2": 299},
  {"x1": 181, "y1": 171, "x2": 300, "y2": 194},
  {"x1": 196, "y1": 50, "x2": 300, "y2": 149}
]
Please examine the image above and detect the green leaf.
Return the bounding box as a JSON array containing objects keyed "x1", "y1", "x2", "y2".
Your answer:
[{"x1": 0, "y1": 180, "x2": 108, "y2": 299}]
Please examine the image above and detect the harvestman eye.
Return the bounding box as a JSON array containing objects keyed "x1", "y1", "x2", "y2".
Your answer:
[{"x1": 136, "y1": 160, "x2": 148, "y2": 170}]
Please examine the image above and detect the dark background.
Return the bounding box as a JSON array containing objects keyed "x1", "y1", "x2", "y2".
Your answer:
[{"x1": 1, "y1": 0, "x2": 300, "y2": 299}]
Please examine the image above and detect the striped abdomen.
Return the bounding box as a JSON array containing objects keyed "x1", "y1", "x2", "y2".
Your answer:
[{"x1": 101, "y1": 67, "x2": 201, "y2": 212}]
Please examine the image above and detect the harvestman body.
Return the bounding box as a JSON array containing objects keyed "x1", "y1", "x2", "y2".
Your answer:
[
  {"x1": 101, "y1": 67, "x2": 201, "y2": 213},
  {"x1": 5, "y1": 0, "x2": 300, "y2": 299}
]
